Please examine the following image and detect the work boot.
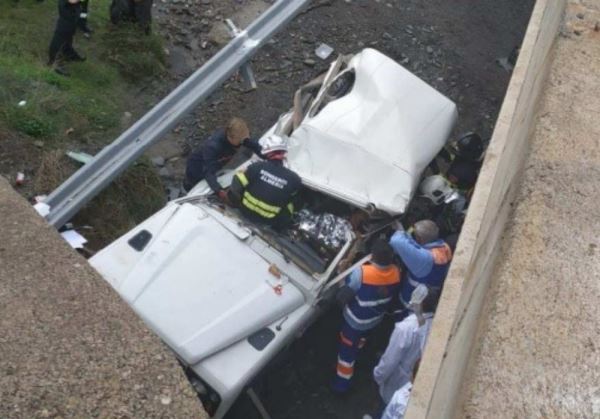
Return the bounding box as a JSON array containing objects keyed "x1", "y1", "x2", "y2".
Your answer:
[
  {"x1": 81, "y1": 24, "x2": 93, "y2": 39},
  {"x1": 66, "y1": 52, "x2": 86, "y2": 62},
  {"x1": 54, "y1": 66, "x2": 70, "y2": 77}
]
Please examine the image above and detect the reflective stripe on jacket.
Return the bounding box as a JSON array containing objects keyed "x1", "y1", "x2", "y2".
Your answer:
[
  {"x1": 344, "y1": 264, "x2": 401, "y2": 331},
  {"x1": 400, "y1": 242, "x2": 452, "y2": 307},
  {"x1": 234, "y1": 160, "x2": 301, "y2": 225}
]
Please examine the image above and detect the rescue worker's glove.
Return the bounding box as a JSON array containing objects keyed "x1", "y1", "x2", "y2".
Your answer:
[
  {"x1": 217, "y1": 189, "x2": 231, "y2": 206},
  {"x1": 335, "y1": 285, "x2": 356, "y2": 308},
  {"x1": 392, "y1": 220, "x2": 405, "y2": 232}
]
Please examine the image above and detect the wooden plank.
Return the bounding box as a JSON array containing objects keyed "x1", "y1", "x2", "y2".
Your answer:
[{"x1": 404, "y1": 0, "x2": 567, "y2": 417}]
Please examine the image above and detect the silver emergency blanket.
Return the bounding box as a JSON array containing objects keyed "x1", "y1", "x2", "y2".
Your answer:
[{"x1": 294, "y1": 209, "x2": 353, "y2": 253}]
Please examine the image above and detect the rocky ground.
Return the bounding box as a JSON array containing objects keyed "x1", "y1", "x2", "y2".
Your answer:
[
  {"x1": 146, "y1": 0, "x2": 535, "y2": 195},
  {"x1": 142, "y1": 0, "x2": 536, "y2": 418}
]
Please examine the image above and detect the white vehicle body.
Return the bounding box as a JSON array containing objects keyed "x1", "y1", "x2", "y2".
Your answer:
[{"x1": 89, "y1": 49, "x2": 457, "y2": 418}]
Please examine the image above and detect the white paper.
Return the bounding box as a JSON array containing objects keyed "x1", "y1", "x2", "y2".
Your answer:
[
  {"x1": 61, "y1": 229, "x2": 88, "y2": 249},
  {"x1": 33, "y1": 202, "x2": 51, "y2": 217}
]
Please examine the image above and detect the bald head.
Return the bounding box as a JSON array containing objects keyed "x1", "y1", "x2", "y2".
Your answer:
[{"x1": 413, "y1": 220, "x2": 439, "y2": 244}]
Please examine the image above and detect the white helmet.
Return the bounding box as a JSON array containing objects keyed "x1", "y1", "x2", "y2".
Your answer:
[
  {"x1": 419, "y1": 175, "x2": 455, "y2": 205},
  {"x1": 259, "y1": 134, "x2": 288, "y2": 156}
]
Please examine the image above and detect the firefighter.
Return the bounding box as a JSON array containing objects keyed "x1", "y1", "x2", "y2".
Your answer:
[
  {"x1": 418, "y1": 174, "x2": 467, "y2": 237},
  {"x1": 430, "y1": 132, "x2": 484, "y2": 196},
  {"x1": 183, "y1": 117, "x2": 262, "y2": 195},
  {"x1": 332, "y1": 239, "x2": 401, "y2": 393},
  {"x1": 229, "y1": 135, "x2": 301, "y2": 229},
  {"x1": 389, "y1": 220, "x2": 452, "y2": 320},
  {"x1": 48, "y1": 0, "x2": 85, "y2": 76}
]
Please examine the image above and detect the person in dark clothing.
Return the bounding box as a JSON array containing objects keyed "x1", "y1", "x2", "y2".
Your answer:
[
  {"x1": 229, "y1": 135, "x2": 301, "y2": 229},
  {"x1": 183, "y1": 117, "x2": 262, "y2": 197},
  {"x1": 48, "y1": 0, "x2": 85, "y2": 76},
  {"x1": 429, "y1": 132, "x2": 484, "y2": 196},
  {"x1": 78, "y1": 0, "x2": 93, "y2": 38},
  {"x1": 109, "y1": 0, "x2": 154, "y2": 34},
  {"x1": 418, "y1": 174, "x2": 467, "y2": 237}
]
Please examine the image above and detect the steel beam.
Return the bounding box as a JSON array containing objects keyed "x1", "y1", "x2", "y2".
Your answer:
[{"x1": 45, "y1": 0, "x2": 310, "y2": 228}]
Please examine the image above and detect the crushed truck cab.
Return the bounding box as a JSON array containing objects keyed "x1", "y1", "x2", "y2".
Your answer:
[{"x1": 90, "y1": 49, "x2": 457, "y2": 418}]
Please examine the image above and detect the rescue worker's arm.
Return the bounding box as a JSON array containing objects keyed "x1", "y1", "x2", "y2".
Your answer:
[
  {"x1": 335, "y1": 267, "x2": 362, "y2": 307},
  {"x1": 202, "y1": 144, "x2": 226, "y2": 195},
  {"x1": 344, "y1": 267, "x2": 362, "y2": 292},
  {"x1": 242, "y1": 138, "x2": 263, "y2": 157},
  {"x1": 389, "y1": 231, "x2": 433, "y2": 278},
  {"x1": 373, "y1": 323, "x2": 410, "y2": 386}
]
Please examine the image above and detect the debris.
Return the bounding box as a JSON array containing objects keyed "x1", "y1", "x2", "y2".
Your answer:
[
  {"x1": 495, "y1": 57, "x2": 514, "y2": 72},
  {"x1": 33, "y1": 202, "x2": 51, "y2": 217},
  {"x1": 66, "y1": 151, "x2": 94, "y2": 165},
  {"x1": 15, "y1": 172, "x2": 25, "y2": 186},
  {"x1": 34, "y1": 195, "x2": 48, "y2": 204},
  {"x1": 303, "y1": 58, "x2": 316, "y2": 67},
  {"x1": 315, "y1": 43, "x2": 334, "y2": 60},
  {"x1": 17, "y1": 100, "x2": 26, "y2": 107},
  {"x1": 298, "y1": 0, "x2": 333, "y2": 17},
  {"x1": 160, "y1": 396, "x2": 172, "y2": 405},
  {"x1": 60, "y1": 229, "x2": 88, "y2": 249},
  {"x1": 65, "y1": 127, "x2": 75, "y2": 136},
  {"x1": 166, "y1": 185, "x2": 182, "y2": 201},
  {"x1": 151, "y1": 156, "x2": 166, "y2": 167},
  {"x1": 33, "y1": 140, "x2": 44, "y2": 148}
]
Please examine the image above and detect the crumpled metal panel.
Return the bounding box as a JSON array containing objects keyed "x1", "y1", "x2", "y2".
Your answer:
[{"x1": 287, "y1": 48, "x2": 458, "y2": 215}]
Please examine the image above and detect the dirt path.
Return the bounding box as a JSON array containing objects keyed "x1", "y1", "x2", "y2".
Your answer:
[{"x1": 460, "y1": 2, "x2": 600, "y2": 417}]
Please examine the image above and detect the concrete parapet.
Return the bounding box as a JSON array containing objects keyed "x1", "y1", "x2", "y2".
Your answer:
[{"x1": 0, "y1": 177, "x2": 206, "y2": 418}]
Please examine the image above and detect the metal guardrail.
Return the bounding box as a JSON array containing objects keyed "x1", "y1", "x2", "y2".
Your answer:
[{"x1": 45, "y1": 0, "x2": 310, "y2": 228}]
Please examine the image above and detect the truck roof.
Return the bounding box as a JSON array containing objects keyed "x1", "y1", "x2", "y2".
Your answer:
[
  {"x1": 287, "y1": 48, "x2": 458, "y2": 214},
  {"x1": 90, "y1": 202, "x2": 306, "y2": 365}
]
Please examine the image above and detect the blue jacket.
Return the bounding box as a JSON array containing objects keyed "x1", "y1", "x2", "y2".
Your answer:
[
  {"x1": 184, "y1": 128, "x2": 261, "y2": 192},
  {"x1": 343, "y1": 263, "x2": 401, "y2": 331},
  {"x1": 389, "y1": 231, "x2": 452, "y2": 307}
]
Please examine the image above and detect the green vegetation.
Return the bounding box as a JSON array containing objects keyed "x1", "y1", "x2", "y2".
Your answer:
[
  {"x1": 0, "y1": 0, "x2": 166, "y2": 144},
  {"x1": 0, "y1": 0, "x2": 169, "y2": 246}
]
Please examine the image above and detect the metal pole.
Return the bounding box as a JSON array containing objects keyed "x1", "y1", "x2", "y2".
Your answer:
[
  {"x1": 246, "y1": 387, "x2": 273, "y2": 419},
  {"x1": 45, "y1": 0, "x2": 310, "y2": 228}
]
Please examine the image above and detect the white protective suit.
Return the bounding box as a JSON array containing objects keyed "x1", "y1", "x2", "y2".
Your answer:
[
  {"x1": 382, "y1": 382, "x2": 412, "y2": 419},
  {"x1": 373, "y1": 313, "x2": 433, "y2": 403}
]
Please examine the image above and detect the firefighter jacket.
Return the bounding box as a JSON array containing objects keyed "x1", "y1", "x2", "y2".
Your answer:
[
  {"x1": 343, "y1": 263, "x2": 401, "y2": 332},
  {"x1": 232, "y1": 160, "x2": 301, "y2": 227},
  {"x1": 184, "y1": 128, "x2": 261, "y2": 192},
  {"x1": 389, "y1": 231, "x2": 452, "y2": 308}
]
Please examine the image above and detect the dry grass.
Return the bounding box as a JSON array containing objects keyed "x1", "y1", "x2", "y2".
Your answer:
[{"x1": 33, "y1": 150, "x2": 166, "y2": 248}]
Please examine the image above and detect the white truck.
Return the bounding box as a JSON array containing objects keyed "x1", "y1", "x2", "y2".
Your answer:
[{"x1": 89, "y1": 49, "x2": 457, "y2": 418}]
